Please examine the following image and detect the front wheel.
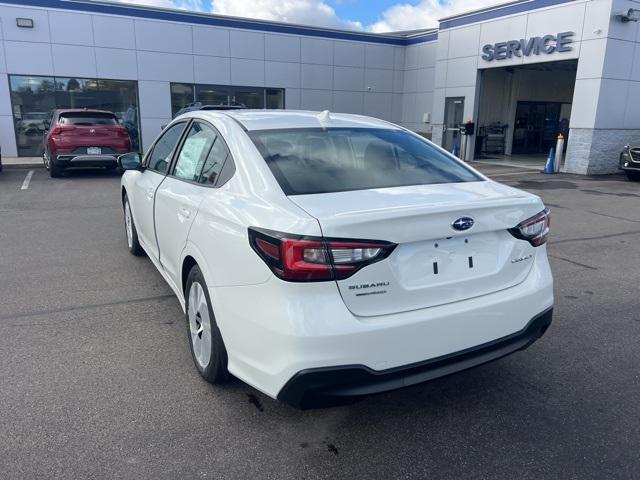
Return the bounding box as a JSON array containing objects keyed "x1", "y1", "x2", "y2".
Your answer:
[
  {"x1": 625, "y1": 170, "x2": 640, "y2": 182},
  {"x1": 185, "y1": 266, "x2": 229, "y2": 384},
  {"x1": 123, "y1": 194, "x2": 144, "y2": 256}
]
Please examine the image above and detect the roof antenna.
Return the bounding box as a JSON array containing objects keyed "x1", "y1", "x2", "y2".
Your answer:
[{"x1": 317, "y1": 110, "x2": 331, "y2": 124}]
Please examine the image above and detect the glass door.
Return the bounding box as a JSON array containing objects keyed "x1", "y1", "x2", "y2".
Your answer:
[{"x1": 443, "y1": 97, "x2": 464, "y2": 153}]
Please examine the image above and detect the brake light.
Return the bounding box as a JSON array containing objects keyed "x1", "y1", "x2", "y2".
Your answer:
[
  {"x1": 115, "y1": 126, "x2": 130, "y2": 138},
  {"x1": 508, "y1": 208, "x2": 551, "y2": 247},
  {"x1": 248, "y1": 227, "x2": 396, "y2": 282},
  {"x1": 50, "y1": 125, "x2": 76, "y2": 135}
]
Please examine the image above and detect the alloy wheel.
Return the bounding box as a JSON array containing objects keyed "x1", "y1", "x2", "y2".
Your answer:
[{"x1": 188, "y1": 281, "x2": 212, "y2": 369}]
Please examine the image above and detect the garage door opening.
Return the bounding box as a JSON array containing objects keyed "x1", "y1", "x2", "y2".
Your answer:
[{"x1": 474, "y1": 59, "x2": 577, "y2": 168}]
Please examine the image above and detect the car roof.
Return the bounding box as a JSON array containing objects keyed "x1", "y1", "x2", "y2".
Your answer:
[{"x1": 193, "y1": 110, "x2": 402, "y2": 132}]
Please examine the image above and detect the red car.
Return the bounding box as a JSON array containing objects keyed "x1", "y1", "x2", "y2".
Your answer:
[{"x1": 43, "y1": 109, "x2": 132, "y2": 177}]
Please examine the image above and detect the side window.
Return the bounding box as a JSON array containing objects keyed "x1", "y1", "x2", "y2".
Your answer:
[
  {"x1": 197, "y1": 135, "x2": 230, "y2": 185},
  {"x1": 146, "y1": 122, "x2": 187, "y2": 173},
  {"x1": 173, "y1": 122, "x2": 216, "y2": 182}
]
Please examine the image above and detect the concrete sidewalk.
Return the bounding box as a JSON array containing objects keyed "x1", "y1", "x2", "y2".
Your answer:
[{"x1": 2, "y1": 156, "x2": 43, "y2": 168}]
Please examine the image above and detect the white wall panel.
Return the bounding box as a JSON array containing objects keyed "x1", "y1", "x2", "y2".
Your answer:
[
  {"x1": 95, "y1": 48, "x2": 137, "y2": 80},
  {"x1": 448, "y1": 25, "x2": 481, "y2": 59},
  {"x1": 436, "y1": 31, "x2": 450, "y2": 61},
  {"x1": 265, "y1": 34, "x2": 300, "y2": 63},
  {"x1": 138, "y1": 80, "x2": 171, "y2": 118},
  {"x1": 333, "y1": 66, "x2": 364, "y2": 91},
  {"x1": 193, "y1": 26, "x2": 230, "y2": 57},
  {"x1": 623, "y1": 81, "x2": 640, "y2": 127},
  {"x1": 92, "y1": 15, "x2": 136, "y2": 49},
  {"x1": 5, "y1": 41, "x2": 53, "y2": 75},
  {"x1": 194, "y1": 55, "x2": 230, "y2": 84},
  {"x1": 301, "y1": 64, "x2": 332, "y2": 90},
  {"x1": 391, "y1": 93, "x2": 403, "y2": 123},
  {"x1": 401, "y1": 93, "x2": 417, "y2": 123},
  {"x1": 301, "y1": 89, "x2": 332, "y2": 110},
  {"x1": 363, "y1": 92, "x2": 393, "y2": 119},
  {"x1": 365, "y1": 68, "x2": 393, "y2": 93},
  {"x1": 594, "y1": 78, "x2": 629, "y2": 128},
  {"x1": 0, "y1": 73, "x2": 12, "y2": 116},
  {"x1": 0, "y1": 115, "x2": 17, "y2": 156},
  {"x1": 230, "y1": 58, "x2": 264, "y2": 86},
  {"x1": 230, "y1": 30, "x2": 264, "y2": 60},
  {"x1": 135, "y1": 20, "x2": 192, "y2": 54},
  {"x1": 392, "y1": 69, "x2": 404, "y2": 93},
  {"x1": 140, "y1": 117, "x2": 169, "y2": 151},
  {"x1": 526, "y1": 3, "x2": 586, "y2": 42},
  {"x1": 434, "y1": 61, "x2": 447, "y2": 89},
  {"x1": 301, "y1": 37, "x2": 333, "y2": 65},
  {"x1": 416, "y1": 68, "x2": 435, "y2": 93},
  {"x1": 284, "y1": 88, "x2": 301, "y2": 109},
  {"x1": 0, "y1": 40, "x2": 6, "y2": 73},
  {"x1": 52, "y1": 44, "x2": 96, "y2": 77},
  {"x1": 568, "y1": 78, "x2": 599, "y2": 128},
  {"x1": 602, "y1": 38, "x2": 634, "y2": 80},
  {"x1": 416, "y1": 42, "x2": 437, "y2": 68},
  {"x1": 404, "y1": 45, "x2": 419, "y2": 70},
  {"x1": 0, "y1": 6, "x2": 50, "y2": 42},
  {"x1": 49, "y1": 11, "x2": 93, "y2": 46},
  {"x1": 631, "y1": 43, "x2": 640, "y2": 82},
  {"x1": 365, "y1": 44, "x2": 395, "y2": 69},
  {"x1": 332, "y1": 91, "x2": 363, "y2": 113},
  {"x1": 334, "y1": 41, "x2": 365, "y2": 67},
  {"x1": 393, "y1": 46, "x2": 405, "y2": 70},
  {"x1": 445, "y1": 56, "x2": 478, "y2": 88},
  {"x1": 265, "y1": 61, "x2": 300, "y2": 88},
  {"x1": 137, "y1": 51, "x2": 194, "y2": 82},
  {"x1": 403, "y1": 68, "x2": 418, "y2": 93}
]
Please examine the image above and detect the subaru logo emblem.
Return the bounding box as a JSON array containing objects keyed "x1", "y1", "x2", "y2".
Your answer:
[
  {"x1": 89, "y1": 128, "x2": 95, "y2": 134},
  {"x1": 451, "y1": 217, "x2": 474, "y2": 231}
]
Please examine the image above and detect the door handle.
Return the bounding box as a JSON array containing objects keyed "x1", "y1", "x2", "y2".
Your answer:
[
  {"x1": 146, "y1": 188, "x2": 154, "y2": 199},
  {"x1": 178, "y1": 207, "x2": 191, "y2": 219}
]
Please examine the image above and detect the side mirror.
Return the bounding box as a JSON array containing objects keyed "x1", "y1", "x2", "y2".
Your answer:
[
  {"x1": 43, "y1": 119, "x2": 50, "y2": 130},
  {"x1": 118, "y1": 152, "x2": 144, "y2": 171}
]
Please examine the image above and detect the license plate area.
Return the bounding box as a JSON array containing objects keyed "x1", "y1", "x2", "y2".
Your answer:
[{"x1": 87, "y1": 147, "x2": 102, "y2": 155}]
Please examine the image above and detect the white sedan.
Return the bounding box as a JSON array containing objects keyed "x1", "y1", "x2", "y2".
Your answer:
[{"x1": 119, "y1": 110, "x2": 553, "y2": 408}]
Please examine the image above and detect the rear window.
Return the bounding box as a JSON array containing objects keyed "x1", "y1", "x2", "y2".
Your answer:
[
  {"x1": 59, "y1": 112, "x2": 118, "y2": 126},
  {"x1": 249, "y1": 128, "x2": 481, "y2": 195}
]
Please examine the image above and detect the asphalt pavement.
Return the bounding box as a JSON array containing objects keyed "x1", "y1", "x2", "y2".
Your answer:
[{"x1": 0, "y1": 164, "x2": 638, "y2": 479}]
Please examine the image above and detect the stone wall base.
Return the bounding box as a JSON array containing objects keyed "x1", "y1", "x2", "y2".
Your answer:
[
  {"x1": 564, "y1": 128, "x2": 640, "y2": 175},
  {"x1": 431, "y1": 124, "x2": 444, "y2": 147}
]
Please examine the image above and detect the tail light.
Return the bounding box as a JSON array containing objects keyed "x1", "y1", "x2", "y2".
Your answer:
[
  {"x1": 50, "y1": 125, "x2": 76, "y2": 135},
  {"x1": 115, "y1": 126, "x2": 130, "y2": 138},
  {"x1": 508, "y1": 208, "x2": 550, "y2": 247},
  {"x1": 248, "y1": 227, "x2": 396, "y2": 282}
]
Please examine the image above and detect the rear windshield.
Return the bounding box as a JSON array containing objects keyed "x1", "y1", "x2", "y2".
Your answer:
[
  {"x1": 59, "y1": 112, "x2": 118, "y2": 126},
  {"x1": 249, "y1": 128, "x2": 481, "y2": 195}
]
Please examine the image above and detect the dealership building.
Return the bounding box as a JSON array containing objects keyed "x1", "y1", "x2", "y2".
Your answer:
[{"x1": 1, "y1": 0, "x2": 639, "y2": 174}]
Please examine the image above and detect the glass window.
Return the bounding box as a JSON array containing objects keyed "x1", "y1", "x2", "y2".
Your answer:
[
  {"x1": 171, "y1": 83, "x2": 194, "y2": 117},
  {"x1": 232, "y1": 87, "x2": 264, "y2": 109},
  {"x1": 249, "y1": 128, "x2": 481, "y2": 195},
  {"x1": 10, "y1": 76, "x2": 56, "y2": 156},
  {"x1": 198, "y1": 135, "x2": 230, "y2": 185},
  {"x1": 266, "y1": 89, "x2": 284, "y2": 109},
  {"x1": 195, "y1": 85, "x2": 229, "y2": 106},
  {"x1": 9, "y1": 75, "x2": 141, "y2": 156},
  {"x1": 173, "y1": 122, "x2": 216, "y2": 182},
  {"x1": 146, "y1": 122, "x2": 187, "y2": 174}
]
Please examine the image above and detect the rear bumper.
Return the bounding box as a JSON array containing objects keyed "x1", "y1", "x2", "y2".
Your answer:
[
  {"x1": 278, "y1": 308, "x2": 553, "y2": 409},
  {"x1": 54, "y1": 154, "x2": 118, "y2": 168}
]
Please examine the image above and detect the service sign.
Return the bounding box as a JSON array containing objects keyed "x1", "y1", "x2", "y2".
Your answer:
[{"x1": 481, "y1": 32, "x2": 574, "y2": 61}]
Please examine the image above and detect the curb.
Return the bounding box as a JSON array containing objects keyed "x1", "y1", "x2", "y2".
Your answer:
[{"x1": 3, "y1": 163, "x2": 44, "y2": 169}]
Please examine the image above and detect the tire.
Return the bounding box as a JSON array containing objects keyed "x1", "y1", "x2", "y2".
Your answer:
[
  {"x1": 123, "y1": 194, "x2": 144, "y2": 256},
  {"x1": 625, "y1": 170, "x2": 640, "y2": 182},
  {"x1": 49, "y1": 158, "x2": 62, "y2": 178},
  {"x1": 185, "y1": 265, "x2": 229, "y2": 384}
]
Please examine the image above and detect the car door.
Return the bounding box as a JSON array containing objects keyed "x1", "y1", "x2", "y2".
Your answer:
[
  {"x1": 130, "y1": 121, "x2": 188, "y2": 260},
  {"x1": 154, "y1": 121, "x2": 218, "y2": 287}
]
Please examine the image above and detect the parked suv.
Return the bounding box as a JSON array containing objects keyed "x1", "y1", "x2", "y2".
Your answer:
[
  {"x1": 620, "y1": 144, "x2": 640, "y2": 181},
  {"x1": 43, "y1": 109, "x2": 132, "y2": 177}
]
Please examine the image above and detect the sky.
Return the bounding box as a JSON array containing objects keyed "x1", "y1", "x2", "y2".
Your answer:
[{"x1": 110, "y1": 0, "x2": 509, "y2": 33}]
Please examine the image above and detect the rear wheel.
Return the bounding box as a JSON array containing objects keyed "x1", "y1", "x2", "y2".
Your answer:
[
  {"x1": 123, "y1": 194, "x2": 144, "y2": 256},
  {"x1": 48, "y1": 154, "x2": 62, "y2": 178},
  {"x1": 625, "y1": 170, "x2": 640, "y2": 182},
  {"x1": 185, "y1": 265, "x2": 229, "y2": 384}
]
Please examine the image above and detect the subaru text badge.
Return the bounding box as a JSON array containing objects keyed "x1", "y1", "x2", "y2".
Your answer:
[{"x1": 451, "y1": 217, "x2": 474, "y2": 231}]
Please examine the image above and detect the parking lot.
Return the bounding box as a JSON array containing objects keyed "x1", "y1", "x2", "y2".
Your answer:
[{"x1": 0, "y1": 163, "x2": 638, "y2": 479}]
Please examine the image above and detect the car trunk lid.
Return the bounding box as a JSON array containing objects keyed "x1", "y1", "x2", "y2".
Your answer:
[{"x1": 289, "y1": 181, "x2": 544, "y2": 317}]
